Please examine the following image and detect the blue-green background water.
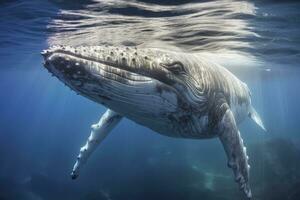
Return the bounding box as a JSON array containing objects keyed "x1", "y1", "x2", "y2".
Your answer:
[{"x1": 0, "y1": 0, "x2": 300, "y2": 199}]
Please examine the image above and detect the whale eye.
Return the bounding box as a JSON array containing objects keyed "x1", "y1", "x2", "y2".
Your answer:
[{"x1": 163, "y1": 61, "x2": 186, "y2": 75}]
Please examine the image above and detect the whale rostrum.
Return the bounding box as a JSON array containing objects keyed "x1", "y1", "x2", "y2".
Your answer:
[{"x1": 42, "y1": 45, "x2": 266, "y2": 199}]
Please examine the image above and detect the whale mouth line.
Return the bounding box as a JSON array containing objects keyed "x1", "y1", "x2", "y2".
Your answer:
[
  {"x1": 51, "y1": 49, "x2": 121, "y2": 68},
  {"x1": 45, "y1": 49, "x2": 148, "y2": 77},
  {"x1": 44, "y1": 50, "x2": 159, "y2": 85}
]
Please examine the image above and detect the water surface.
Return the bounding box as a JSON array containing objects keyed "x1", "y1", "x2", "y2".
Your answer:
[{"x1": 0, "y1": 0, "x2": 300, "y2": 200}]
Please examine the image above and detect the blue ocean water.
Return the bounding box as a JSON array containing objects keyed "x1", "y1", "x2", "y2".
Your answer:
[{"x1": 0, "y1": 0, "x2": 300, "y2": 199}]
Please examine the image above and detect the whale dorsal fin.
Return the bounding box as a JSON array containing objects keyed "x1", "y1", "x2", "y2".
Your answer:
[{"x1": 249, "y1": 106, "x2": 266, "y2": 132}]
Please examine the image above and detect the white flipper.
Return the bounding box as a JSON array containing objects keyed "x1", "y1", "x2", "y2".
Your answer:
[
  {"x1": 249, "y1": 106, "x2": 266, "y2": 131},
  {"x1": 71, "y1": 109, "x2": 122, "y2": 179},
  {"x1": 218, "y1": 109, "x2": 252, "y2": 199}
]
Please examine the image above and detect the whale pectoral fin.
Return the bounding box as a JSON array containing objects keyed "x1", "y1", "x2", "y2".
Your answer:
[
  {"x1": 249, "y1": 106, "x2": 266, "y2": 131},
  {"x1": 71, "y1": 109, "x2": 122, "y2": 179},
  {"x1": 217, "y1": 108, "x2": 252, "y2": 199}
]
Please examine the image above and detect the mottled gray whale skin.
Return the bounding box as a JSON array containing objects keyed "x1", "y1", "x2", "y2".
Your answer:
[{"x1": 42, "y1": 45, "x2": 266, "y2": 199}]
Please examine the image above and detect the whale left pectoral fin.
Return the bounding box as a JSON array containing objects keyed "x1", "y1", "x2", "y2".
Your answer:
[
  {"x1": 71, "y1": 109, "x2": 122, "y2": 179},
  {"x1": 217, "y1": 108, "x2": 252, "y2": 199}
]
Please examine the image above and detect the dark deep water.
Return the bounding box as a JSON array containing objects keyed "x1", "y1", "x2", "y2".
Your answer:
[{"x1": 1, "y1": 0, "x2": 300, "y2": 199}]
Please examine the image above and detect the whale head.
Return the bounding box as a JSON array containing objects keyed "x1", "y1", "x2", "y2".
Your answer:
[{"x1": 42, "y1": 46, "x2": 206, "y2": 123}]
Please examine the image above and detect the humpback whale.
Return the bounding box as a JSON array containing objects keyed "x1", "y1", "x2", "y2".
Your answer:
[{"x1": 42, "y1": 45, "x2": 266, "y2": 199}]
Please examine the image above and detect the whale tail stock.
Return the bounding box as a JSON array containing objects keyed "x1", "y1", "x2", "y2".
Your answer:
[{"x1": 248, "y1": 106, "x2": 266, "y2": 132}]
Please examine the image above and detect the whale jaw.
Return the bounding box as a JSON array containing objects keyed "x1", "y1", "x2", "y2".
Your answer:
[{"x1": 42, "y1": 45, "x2": 180, "y2": 121}]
